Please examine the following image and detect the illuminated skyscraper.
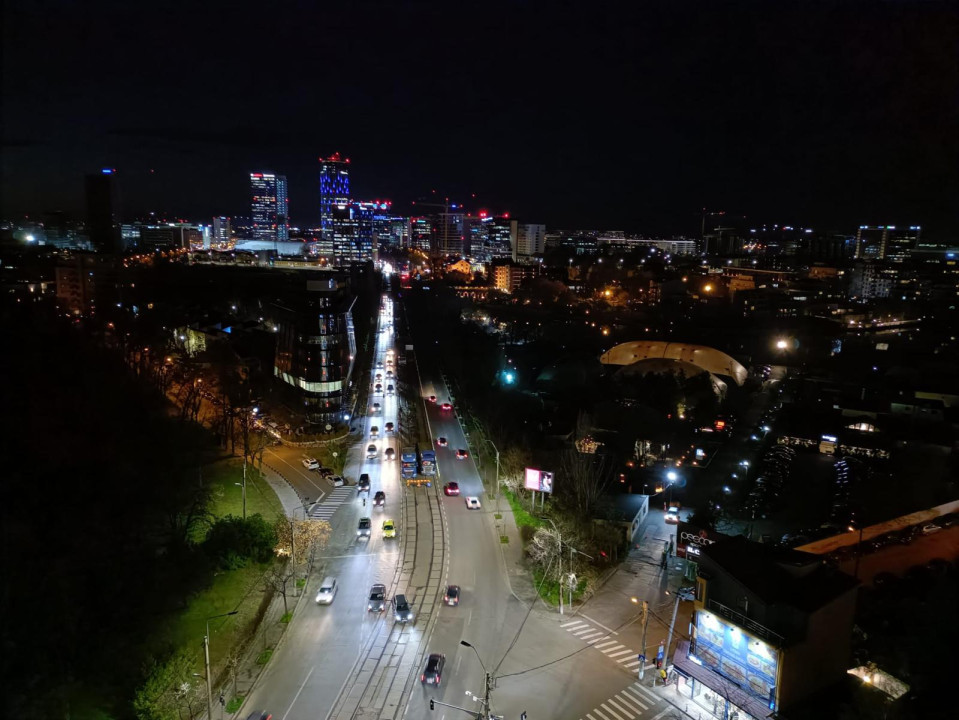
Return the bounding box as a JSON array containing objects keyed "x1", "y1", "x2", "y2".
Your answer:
[
  {"x1": 250, "y1": 172, "x2": 289, "y2": 242},
  {"x1": 319, "y1": 153, "x2": 351, "y2": 243},
  {"x1": 854, "y1": 225, "x2": 920, "y2": 262}
]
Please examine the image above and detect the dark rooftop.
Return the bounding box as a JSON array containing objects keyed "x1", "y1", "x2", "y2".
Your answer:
[{"x1": 700, "y1": 536, "x2": 859, "y2": 614}]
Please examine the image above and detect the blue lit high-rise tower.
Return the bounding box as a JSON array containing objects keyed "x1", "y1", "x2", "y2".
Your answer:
[
  {"x1": 319, "y1": 153, "x2": 351, "y2": 243},
  {"x1": 250, "y1": 172, "x2": 289, "y2": 242}
]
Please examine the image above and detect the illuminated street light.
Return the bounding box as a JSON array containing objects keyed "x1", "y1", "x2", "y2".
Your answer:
[{"x1": 776, "y1": 339, "x2": 788, "y2": 350}]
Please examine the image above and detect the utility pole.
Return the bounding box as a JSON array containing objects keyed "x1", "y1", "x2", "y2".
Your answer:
[
  {"x1": 241, "y1": 456, "x2": 247, "y2": 520},
  {"x1": 639, "y1": 600, "x2": 649, "y2": 680},
  {"x1": 662, "y1": 587, "x2": 695, "y2": 675},
  {"x1": 204, "y1": 611, "x2": 238, "y2": 720}
]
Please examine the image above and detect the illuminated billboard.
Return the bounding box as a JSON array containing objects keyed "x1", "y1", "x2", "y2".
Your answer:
[
  {"x1": 524, "y1": 468, "x2": 553, "y2": 493},
  {"x1": 693, "y1": 611, "x2": 779, "y2": 703}
]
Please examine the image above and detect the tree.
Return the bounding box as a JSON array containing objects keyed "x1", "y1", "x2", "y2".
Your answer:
[
  {"x1": 264, "y1": 558, "x2": 296, "y2": 615},
  {"x1": 273, "y1": 516, "x2": 332, "y2": 571},
  {"x1": 203, "y1": 514, "x2": 277, "y2": 569},
  {"x1": 558, "y1": 449, "x2": 614, "y2": 520}
]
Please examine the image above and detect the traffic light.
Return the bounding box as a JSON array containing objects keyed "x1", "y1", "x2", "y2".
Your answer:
[{"x1": 429, "y1": 699, "x2": 435, "y2": 711}]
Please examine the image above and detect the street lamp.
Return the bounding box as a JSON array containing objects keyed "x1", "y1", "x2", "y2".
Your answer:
[
  {"x1": 460, "y1": 640, "x2": 493, "y2": 719},
  {"x1": 203, "y1": 610, "x2": 238, "y2": 720},
  {"x1": 848, "y1": 523, "x2": 865, "y2": 580}
]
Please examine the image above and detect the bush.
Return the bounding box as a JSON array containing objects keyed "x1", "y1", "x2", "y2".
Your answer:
[
  {"x1": 203, "y1": 514, "x2": 277, "y2": 570},
  {"x1": 520, "y1": 525, "x2": 537, "y2": 543}
]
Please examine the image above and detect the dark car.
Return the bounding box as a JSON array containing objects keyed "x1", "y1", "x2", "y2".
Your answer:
[
  {"x1": 444, "y1": 482, "x2": 460, "y2": 496},
  {"x1": 437, "y1": 437, "x2": 448, "y2": 447},
  {"x1": 368, "y1": 583, "x2": 387, "y2": 612},
  {"x1": 443, "y1": 585, "x2": 460, "y2": 606},
  {"x1": 393, "y1": 594, "x2": 414, "y2": 622},
  {"x1": 373, "y1": 491, "x2": 386, "y2": 507},
  {"x1": 246, "y1": 713, "x2": 273, "y2": 720},
  {"x1": 358, "y1": 473, "x2": 371, "y2": 492},
  {"x1": 420, "y1": 653, "x2": 446, "y2": 685},
  {"x1": 357, "y1": 517, "x2": 372, "y2": 538}
]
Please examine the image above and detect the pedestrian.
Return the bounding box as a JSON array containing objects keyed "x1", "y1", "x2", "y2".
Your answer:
[{"x1": 659, "y1": 668, "x2": 668, "y2": 685}]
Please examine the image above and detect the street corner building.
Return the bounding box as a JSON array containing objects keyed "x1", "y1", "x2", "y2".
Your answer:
[{"x1": 675, "y1": 536, "x2": 859, "y2": 719}]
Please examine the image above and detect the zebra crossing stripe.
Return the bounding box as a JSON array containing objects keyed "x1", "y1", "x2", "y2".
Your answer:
[
  {"x1": 634, "y1": 685, "x2": 660, "y2": 704},
  {"x1": 618, "y1": 654, "x2": 638, "y2": 664},
  {"x1": 594, "y1": 640, "x2": 619, "y2": 650},
  {"x1": 623, "y1": 687, "x2": 649, "y2": 711},
  {"x1": 607, "y1": 649, "x2": 634, "y2": 659},
  {"x1": 606, "y1": 697, "x2": 636, "y2": 719},
  {"x1": 623, "y1": 659, "x2": 641, "y2": 668},
  {"x1": 572, "y1": 627, "x2": 597, "y2": 636},
  {"x1": 561, "y1": 620, "x2": 584, "y2": 628},
  {"x1": 600, "y1": 702, "x2": 626, "y2": 720},
  {"x1": 586, "y1": 714, "x2": 601, "y2": 720},
  {"x1": 589, "y1": 711, "x2": 609, "y2": 720},
  {"x1": 580, "y1": 631, "x2": 606, "y2": 640}
]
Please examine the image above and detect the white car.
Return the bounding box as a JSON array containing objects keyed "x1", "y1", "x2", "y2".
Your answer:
[
  {"x1": 367, "y1": 444, "x2": 378, "y2": 459},
  {"x1": 465, "y1": 497, "x2": 481, "y2": 510},
  {"x1": 302, "y1": 458, "x2": 320, "y2": 470}
]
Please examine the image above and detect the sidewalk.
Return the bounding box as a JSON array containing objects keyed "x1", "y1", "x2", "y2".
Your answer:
[{"x1": 489, "y1": 491, "x2": 541, "y2": 607}]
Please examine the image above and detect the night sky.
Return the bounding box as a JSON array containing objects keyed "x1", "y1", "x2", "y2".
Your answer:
[{"x1": 2, "y1": 1, "x2": 957, "y2": 236}]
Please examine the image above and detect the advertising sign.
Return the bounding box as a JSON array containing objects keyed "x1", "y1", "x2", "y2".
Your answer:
[
  {"x1": 694, "y1": 611, "x2": 779, "y2": 702},
  {"x1": 524, "y1": 468, "x2": 554, "y2": 493},
  {"x1": 675, "y1": 521, "x2": 728, "y2": 559}
]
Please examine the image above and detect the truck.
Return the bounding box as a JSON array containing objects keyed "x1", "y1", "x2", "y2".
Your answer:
[
  {"x1": 400, "y1": 447, "x2": 417, "y2": 480},
  {"x1": 420, "y1": 449, "x2": 437, "y2": 477}
]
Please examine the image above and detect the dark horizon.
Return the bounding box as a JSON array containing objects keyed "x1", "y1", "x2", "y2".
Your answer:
[{"x1": 2, "y1": 1, "x2": 957, "y2": 238}]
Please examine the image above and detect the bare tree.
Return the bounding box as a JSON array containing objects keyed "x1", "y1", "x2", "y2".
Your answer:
[
  {"x1": 264, "y1": 559, "x2": 296, "y2": 614},
  {"x1": 559, "y1": 449, "x2": 614, "y2": 519}
]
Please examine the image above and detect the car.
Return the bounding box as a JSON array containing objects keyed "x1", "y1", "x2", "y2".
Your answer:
[
  {"x1": 444, "y1": 482, "x2": 460, "y2": 496},
  {"x1": 387, "y1": 384, "x2": 395, "y2": 395},
  {"x1": 376, "y1": 361, "x2": 384, "y2": 369},
  {"x1": 393, "y1": 594, "x2": 414, "y2": 622},
  {"x1": 421, "y1": 653, "x2": 446, "y2": 685},
  {"x1": 372, "y1": 403, "x2": 381, "y2": 413},
  {"x1": 384, "y1": 447, "x2": 395, "y2": 461},
  {"x1": 382, "y1": 519, "x2": 396, "y2": 538},
  {"x1": 370, "y1": 426, "x2": 379, "y2": 438},
  {"x1": 665, "y1": 505, "x2": 681, "y2": 524},
  {"x1": 357, "y1": 517, "x2": 372, "y2": 538},
  {"x1": 374, "y1": 384, "x2": 383, "y2": 394},
  {"x1": 368, "y1": 584, "x2": 387, "y2": 612},
  {"x1": 441, "y1": 402, "x2": 453, "y2": 411},
  {"x1": 385, "y1": 421, "x2": 395, "y2": 433},
  {"x1": 437, "y1": 437, "x2": 448, "y2": 447},
  {"x1": 330, "y1": 475, "x2": 345, "y2": 487},
  {"x1": 921, "y1": 523, "x2": 942, "y2": 535},
  {"x1": 455, "y1": 449, "x2": 469, "y2": 460},
  {"x1": 428, "y1": 395, "x2": 437, "y2": 403},
  {"x1": 302, "y1": 458, "x2": 320, "y2": 470},
  {"x1": 443, "y1": 585, "x2": 460, "y2": 606},
  {"x1": 246, "y1": 713, "x2": 272, "y2": 720},
  {"x1": 465, "y1": 496, "x2": 481, "y2": 510},
  {"x1": 373, "y1": 491, "x2": 386, "y2": 507},
  {"x1": 367, "y1": 444, "x2": 378, "y2": 459},
  {"x1": 375, "y1": 373, "x2": 383, "y2": 382},
  {"x1": 358, "y1": 473, "x2": 371, "y2": 492},
  {"x1": 315, "y1": 576, "x2": 338, "y2": 605},
  {"x1": 386, "y1": 370, "x2": 394, "y2": 379}
]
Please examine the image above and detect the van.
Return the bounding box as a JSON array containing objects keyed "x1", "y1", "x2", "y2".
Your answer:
[{"x1": 315, "y1": 577, "x2": 338, "y2": 605}]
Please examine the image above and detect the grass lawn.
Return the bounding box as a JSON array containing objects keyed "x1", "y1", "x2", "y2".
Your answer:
[
  {"x1": 501, "y1": 488, "x2": 545, "y2": 531},
  {"x1": 203, "y1": 457, "x2": 285, "y2": 526}
]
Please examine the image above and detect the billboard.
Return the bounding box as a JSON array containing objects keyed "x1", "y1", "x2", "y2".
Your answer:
[
  {"x1": 524, "y1": 468, "x2": 554, "y2": 493},
  {"x1": 693, "y1": 610, "x2": 779, "y2": 703},
  {"x1": 675, "y1": 521, "x2": 728, "y2": 559}
]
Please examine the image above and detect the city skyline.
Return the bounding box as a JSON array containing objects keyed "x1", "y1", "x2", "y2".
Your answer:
[{"x1": 2, "y1": 2, "x2": 957, "y2": 237}]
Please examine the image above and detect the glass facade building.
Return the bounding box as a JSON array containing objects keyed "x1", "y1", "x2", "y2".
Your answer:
[
  {"x1": 319, "y1": 153, "x2": 351, "y2": 244},
  {"x1": 250, "y1": 173, "x2": 289, "y2": 242}
]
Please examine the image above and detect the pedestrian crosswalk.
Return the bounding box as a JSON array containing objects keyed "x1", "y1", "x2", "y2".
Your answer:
[
  {"x1": 309, "y1": 486, "x2": 355, "y2": 520},
  {"x1": 560, "y1": 619, "x2": 648, "y2": 671},
  {"x1": 579, "y1": 682, "x2": 662, "y2": 720}
]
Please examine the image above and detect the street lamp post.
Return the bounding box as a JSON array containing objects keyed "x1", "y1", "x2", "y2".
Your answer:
[
  {"x1": 543, "y1": 518, "x2": 563, "y2": 615},
  {"x1": 849, "y1": 523, "x2": 865, "y2": 580},
  {"x1": 460, "y1": 640, "x2": 492, "y2": 720},
  {"x1": 662, "y1": 587, "x2": 695, "y2": 678},
  {"x1": 631, "y1": 597, "x2": 651, "y2": 680},
  {"x1": 204, "y1": 610, "x2": 238, "y2": 720}
]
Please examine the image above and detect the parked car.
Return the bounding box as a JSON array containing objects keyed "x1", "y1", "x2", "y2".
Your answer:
[{"x1": 302, "y1": 458, "x2": 320, "y2": 470}]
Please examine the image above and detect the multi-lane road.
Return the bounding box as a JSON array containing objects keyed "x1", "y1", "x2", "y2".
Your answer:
[{"x1": 243, "y1": 283, "x2": 682, "y2": 720}]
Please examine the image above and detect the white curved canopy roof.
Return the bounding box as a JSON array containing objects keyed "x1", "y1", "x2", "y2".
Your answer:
[{"x1": 600, "y1": 341, "x2": 748, "y2": 386}]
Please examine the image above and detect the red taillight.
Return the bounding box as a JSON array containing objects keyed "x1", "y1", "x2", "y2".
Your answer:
[{"x1": 421, "y1": 674, "x2": 425, "y2": 681}]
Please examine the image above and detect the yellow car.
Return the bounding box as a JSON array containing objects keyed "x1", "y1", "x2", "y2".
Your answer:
[{"x1": 382, "y1": 520, "x2": 396, "y2": 538}]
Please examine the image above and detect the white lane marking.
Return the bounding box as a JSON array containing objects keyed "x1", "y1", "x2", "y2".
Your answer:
[
  {"x1": 650, "y1": 710, "x2": 672, "y2": 720},
  {"x1": 623, "y1": 688, "x2": 649, "y2": 710},
  {"x1": 600, "y1": 703, "x2": 626, "y2": 720},
  {"x1": 602, "y1": 644, "x2": 626, "y2": 654},
  {"x1": 282, "y1": 665, "x2": 315, "y2": 720},
  {"x1": 580, "y1": 631, "x2": 606, "y2": 641},
  {"x1": 591, "y1": 708, "x2": 610, "y2": 720},
  {"x1": 607, "y1": 649, "x2": 635, "y2": 659},
  {"x1": 623, "y1": 660, "x2": 641, "y2": 668},
  {"x1": 606, "y1": 697, "x2": 636, "y2": 719},
  {"x1": 618, "y1": 654, "x2": 638, "y2": 664},
  {"x1": 561, "y1": 620, "x2": 584, "y2": 628},
  {"x1": 582, "y1": 614, "x2": 618, "y2": 635},
  {"x1": 572, "y1": 627, "x2": 597, "y2": 636},
  {"x1": 636, "y1": 686, "x2": 661, "y2": 704},
  {"x1": 594, "y1": 640, "x2": 619, "y2": 650}
]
